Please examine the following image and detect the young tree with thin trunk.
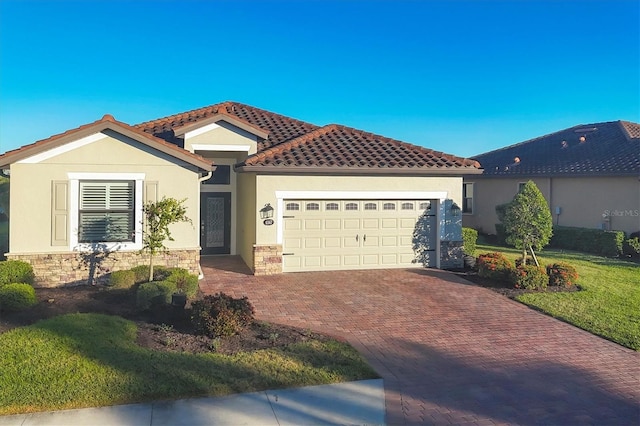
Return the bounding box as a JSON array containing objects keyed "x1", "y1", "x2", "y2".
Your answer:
[
  {"x1": 502, "y1": 181, "x2": 553, "y2": 264},
  {"x1": 141, "y1": 197, "x2": 191, "y2": 282}
]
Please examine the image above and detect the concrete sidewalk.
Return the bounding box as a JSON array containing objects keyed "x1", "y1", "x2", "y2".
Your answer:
[{"x1": 0, "y1": 379, "x2": 385, "y2": 426}]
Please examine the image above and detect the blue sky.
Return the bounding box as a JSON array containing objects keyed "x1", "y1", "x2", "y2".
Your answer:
[{"x1": 0, "y1": 0, "x2": 638, "y2": 158}]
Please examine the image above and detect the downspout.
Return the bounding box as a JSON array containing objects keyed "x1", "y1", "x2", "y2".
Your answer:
[{"x1": 196, "y1": 169, "x2": 214, "y2": 280}]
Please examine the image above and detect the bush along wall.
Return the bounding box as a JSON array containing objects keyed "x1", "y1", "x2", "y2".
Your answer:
[{"x1": 550, "y1": 226, "x2": 625, "y2": 257}]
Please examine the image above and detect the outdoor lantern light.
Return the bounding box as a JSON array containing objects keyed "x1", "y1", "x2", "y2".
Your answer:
[{"x1": 260, "y1": 203, "x2": 274, "y2": 219}]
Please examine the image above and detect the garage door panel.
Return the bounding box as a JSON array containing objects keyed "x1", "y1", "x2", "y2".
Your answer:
[
  {"x1": 344, "y1": 219, "x2": 360, "y2": 229},
  {"x1": 282, "y1": 199, "x2": 436, "y2": 272},
  {"x1": 324, "y1": 237, "x2": 341, "y2": 248},
  {"x1": 304, "y1": 219, "x2": 322, "y2": 230}
]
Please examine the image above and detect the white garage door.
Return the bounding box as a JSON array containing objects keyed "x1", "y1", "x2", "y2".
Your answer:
[{"x1": 282, "y1": 199, "x2": 437, "y2": 272}]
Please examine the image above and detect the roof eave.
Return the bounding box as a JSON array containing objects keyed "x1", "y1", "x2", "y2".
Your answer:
[{"x1": 235, "y1": 165, "x2": 484, "y2": 176}]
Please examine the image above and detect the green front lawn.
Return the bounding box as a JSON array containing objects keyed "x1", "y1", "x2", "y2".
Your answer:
[
  {"x1": 477, "y1": 243, "x2": 640, "y2": 350},
  {"x1": 0, "y1": 313, "x2": 377, "y2": 415}
]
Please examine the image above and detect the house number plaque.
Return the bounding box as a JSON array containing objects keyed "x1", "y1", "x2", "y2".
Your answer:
[{"x1": 263, "y1": 219, "x2": 274, "y2": 226}]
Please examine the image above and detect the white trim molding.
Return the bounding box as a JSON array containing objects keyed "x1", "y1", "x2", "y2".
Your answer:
[
  {"x1": 68, "y1": 172, "x2": 145, "y2": 251},
  {"x1": 191, "y1": 144, "x2": 251, "y2": 152},
  {"x1": 17, "y1": 133, "x2": 107, "y2": 164},
  {"x1": 184, "y1": 122, "x2": 221, "y2": 139}
]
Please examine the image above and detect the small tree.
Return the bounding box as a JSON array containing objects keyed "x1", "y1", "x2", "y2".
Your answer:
[
  {"x1": 502, "y1": 181, "x2": 553, "y2": 265},
  {"x1": 141, "y1": 197, "x2": 191, "y2": 282}
]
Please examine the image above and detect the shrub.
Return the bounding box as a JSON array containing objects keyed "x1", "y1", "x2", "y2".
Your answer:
[
  {"x1": 136, "y1": 280, "x2": 177, "y2": 311},
  {"x1": 477, "y1": 252, "x2": 513, "y2": 282},
  {"x1": 0, "y1": 260, "x2": 35, "y2": 287},
  {"x1": 191, "y1": 293, "x2": 255, "y2": 338},
  {"x1": 165, "y1": 268, "x2": 199, "y2": 298},
  {"x1": 622, "y1": 236, "x2": 640, "y2": 258},
  {"x1": 550, "y1": 226, "x2": 624, "y2": 257},
  {"x1": 108, "y1": 270, "x2": 136, "y2": 289},
  {"x1": 510, "y1": 265, "x2": 548, "y2": 290},
  {"x1": 0, "y1": 283, "x2": 37, "y2": 311},
  {"x1": 462, "y1": 228, "x2": 478, "y2": 256},
  {"x1": 547, "y1": 262, "x2": 579, "y2": 287},
  {"x1": 515, "y1": 257, "x2": 536, "y2": 267},
  {"x1": 131, "y1": 265, "x2": 172, "y2": 284}
]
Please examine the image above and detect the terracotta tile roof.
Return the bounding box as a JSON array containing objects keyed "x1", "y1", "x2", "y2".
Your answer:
[
  {"x1": 0, "y1": 114, "x2": 213, "y2": 171},
  {"x1": 237, "y1": 124, "x2": 481, "y2": 173},
  {"x1": 138, "y1": 101, "x2": 481, "y2": 174},
  {"x1": 472, "y1": 120, "x2": 640, "y2": 176},
  {"x1": 136, "y1": 101, "x2": 319, "y2": 150}
]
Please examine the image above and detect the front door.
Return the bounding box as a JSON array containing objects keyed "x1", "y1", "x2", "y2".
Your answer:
[{"x1": 200, "y1": 192, "x2": 231, "y2": 255}]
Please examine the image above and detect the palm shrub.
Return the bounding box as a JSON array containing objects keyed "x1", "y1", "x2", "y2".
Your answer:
[
  {"x1": 546, "y1": 262, "x2": 579, "y2": 287},
  {"x1": 510, "y1": 265, "x2": 548, "y2": 290},
  {"x1": 477, "y1": 252, "x2": 513, "y2": 282},
  {"x1": 0, "y1": 283, "x2": 37, "y2": 311},
  {"x1": 191, "y1": 293, "x2": 255, "y2": 337},
  {"x1": 0, "y1": 260, "x2": 34, "y2": 287}
]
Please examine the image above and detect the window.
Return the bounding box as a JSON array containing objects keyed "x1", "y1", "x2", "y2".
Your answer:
[
  {"x1": 201, "y1": 165, "x2": 231, "y2": 185},
  {"x1": 306, "y1": 202, "x2": 320, "y2": 211},
  {"x1": 345, "y1": 202, "x2": 358, "y2": 211},
  {"x1": 79, "y1": 181, "x2": 134, "y2": 242},
  {"x1": 383, "y1": 202, "x2": 396, "y2": 210},
  {"x1": 326, "y1": 202, "x2": 339, "y2": 211},
  {"x1": 401, "y1": 202, "x2": 414, "y2": 210},
  {"x1": 419, "y1": 201, "x2": 431, "y2": 211},
  {"x1": 364, "y1": 202, "x2": 377, "y2": 210},
  {"x1": 463, "y1": 183, "x2": 474, "y2": 214},
  {"x1": 286, "y1": 202, "x2": 300, "y2": 211}
]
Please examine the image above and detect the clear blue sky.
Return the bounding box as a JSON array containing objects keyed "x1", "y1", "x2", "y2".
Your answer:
[{"x1": 0, "y1": 0, "x2": 638, "y2": 158}]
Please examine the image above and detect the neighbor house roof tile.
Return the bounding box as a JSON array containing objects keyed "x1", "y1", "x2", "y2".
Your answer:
[{"x1": 471, "y1": 120, "x2": 640, "y2": 177}]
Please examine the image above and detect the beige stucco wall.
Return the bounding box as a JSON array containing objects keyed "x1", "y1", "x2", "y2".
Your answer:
[
  {"x1": 236, "y1": 172, "x2": 257, "y2": 269},
  {"x1": 462, "y1": 176, "x2": 640, "y2": 235},
  {"x1": 184, "y1": 123, "x2": 258, "y2": 155},
  {"x1": 254, "y1": 174, "x2": 463, "y2": 245},
  {"x1": 9, "y1": 132, "x2": 201, "y2": 254}
]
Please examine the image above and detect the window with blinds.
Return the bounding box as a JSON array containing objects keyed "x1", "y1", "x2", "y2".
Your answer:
[{"x1": 79, "y1": 181, "x2": 134, "y2": 242}]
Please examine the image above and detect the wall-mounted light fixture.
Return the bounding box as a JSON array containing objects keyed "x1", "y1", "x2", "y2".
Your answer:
[
  {"x1": 260, "y1": 203, "x2": 274, "y2": 220},
  {"x1": 0, "y1": 168, "x2": 10, "y2": 177}
]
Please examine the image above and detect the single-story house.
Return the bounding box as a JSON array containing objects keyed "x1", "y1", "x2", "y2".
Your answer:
[
  {"x1": 463, "y1": 120, "x2": 640, "y2": 235},
  {"x1": 0, "y1": 101, "x2": 482, "y2": 286}
]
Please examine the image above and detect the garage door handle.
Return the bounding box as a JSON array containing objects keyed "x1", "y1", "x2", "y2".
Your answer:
[
  {"x1": 282, "y1": 253, "x2": 294, "y2": 256},
  {"x1": 363, "y1": 234, "x2": 366, "y2": 242},
  {"x1": 355, "y1": 234, "x2": 359, "y2": 242}
]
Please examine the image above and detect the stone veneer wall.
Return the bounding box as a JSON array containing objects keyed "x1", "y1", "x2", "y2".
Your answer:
[
  {"x1": 6, "y1": 250, "x2": 200, "y2": 288},
  {"x1": 253, "y1": 244, "x2": 282, "y2": 276}
]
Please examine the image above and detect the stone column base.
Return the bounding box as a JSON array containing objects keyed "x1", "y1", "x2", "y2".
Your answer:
[{"x1": 253, "y1": 245, "x2": 282, "y2": 276}]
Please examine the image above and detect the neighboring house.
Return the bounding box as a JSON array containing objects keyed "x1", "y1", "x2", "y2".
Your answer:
[
  {"x1": 0, "y1": 102, "x2": 481, "y2": 286},
  {"x1": 463, "y1": 120, "x2": 640, "y2": 236}
]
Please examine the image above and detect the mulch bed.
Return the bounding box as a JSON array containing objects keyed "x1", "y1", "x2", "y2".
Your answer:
[
  {"x1": 0, "y1": 286, "x2": 331, "y2": 355},
  {"x1": 454, "y1": 270, "x2": 581, "y2": 298}
]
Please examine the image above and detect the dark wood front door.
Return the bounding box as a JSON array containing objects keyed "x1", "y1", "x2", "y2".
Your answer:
[{"x1": 200, "y1": 192, "x2": 231, "y2": 255}]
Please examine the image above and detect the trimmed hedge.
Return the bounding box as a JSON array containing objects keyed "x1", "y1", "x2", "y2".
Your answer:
[
  {"x1": 0, "y1": 260, "x2": 35, "y2": 287},
  {"x1": 550, "y1": 226, "x2": 624, "y2": 257},
  {"x1": 477, "y1": 252, "x2": 513, "y2": 282},
  {"x1": 547, "y1": 262, "x2": 579, "y2": 287},
  {"x1": 130, "y1": 265, "x2": 172, "y2": 284},
  {"x1": 109, "y1": 270, "x2": 136, "y2": 289},
  {"x1": 462, "y1": 228, "x2": 478, "y2": 256},
  {"x1": 510, "y1": 265, "x2": 548, "y2": 290},
  {"x1": 0, "y1": 283, "x2": 37, "y2": 311},
  {"x1": 136, "y1": 281, "x2": 177, "y2": 311},
  {"x1": 165, "y1": 269, "x2": 199, "y2": 298}
]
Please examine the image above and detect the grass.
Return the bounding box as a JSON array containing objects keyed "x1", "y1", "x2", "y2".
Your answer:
[
  {"x1": 0, "y1": 313, "x2": 378, "y2": 415},
  {"x1": 477, "y1": 243, "x2": 640, "y2": 351}
]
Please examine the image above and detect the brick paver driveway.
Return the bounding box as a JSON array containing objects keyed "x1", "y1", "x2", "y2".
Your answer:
[{"x1": 200, "y1": 256, "x2": 639, "y2": 425}]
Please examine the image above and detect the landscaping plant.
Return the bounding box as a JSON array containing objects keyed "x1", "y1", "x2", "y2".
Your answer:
[
  {"x1": 191, "y1": 293, "x2": 255, "y2": 337},
  {"x1": 0, "y1": 283, "x2": 37, "y2": 311},
  {"x1": 477, "y1": 252, "x2": 513, "y2": 282},
  {"x1": 510, "y1": 265, "x2": 548, "y2": 290},
  {"x1": 141, "y1": 197, "x2": 191, "y2": 282},
  {"x1": 0, "y1": 260, "x2": 35, "y2": 287},
  {"x1": 546, "y1": 262, "x2": 579, "y2": 287},
  {"x1": 500, "y1": 181, "x2": 553, "y2": 265}
]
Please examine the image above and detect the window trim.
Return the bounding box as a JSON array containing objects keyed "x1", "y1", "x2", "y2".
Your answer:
[
  {"x1": 463, "y1": 182, "x2": 474, "y2": 214},
  {"x1": 68, "y1": 173, "x2": 144, "y2": 251}
]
